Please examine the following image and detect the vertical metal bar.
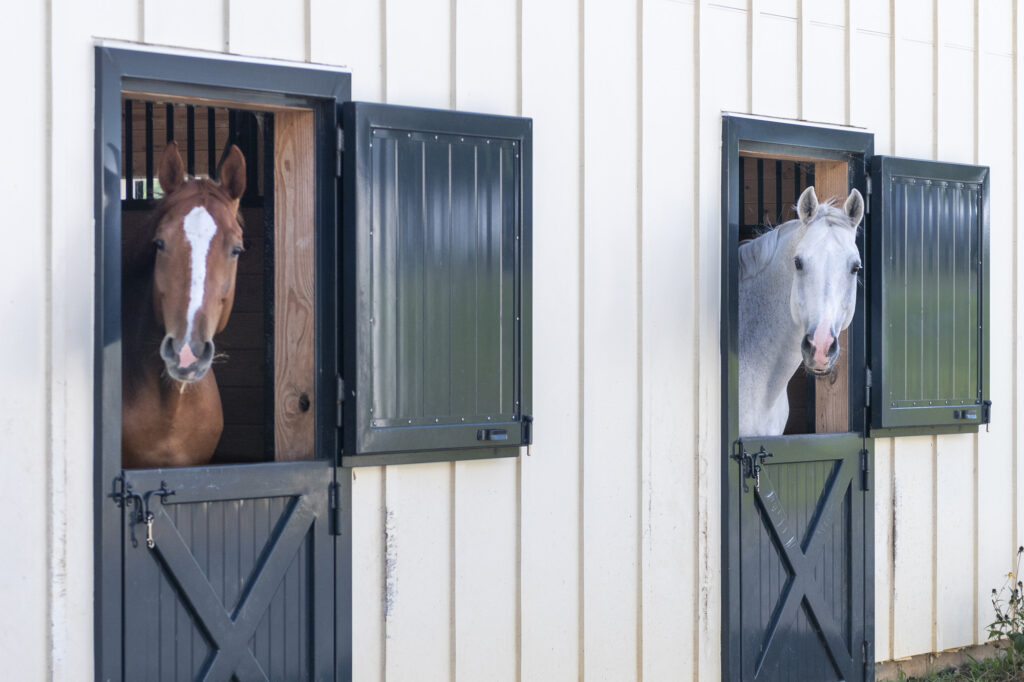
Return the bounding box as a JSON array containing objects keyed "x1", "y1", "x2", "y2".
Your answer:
[
  {"x1": 208, "y1": 107, "x2": 217, "y2": 177},
  {"x1": 228, "y1": 110, "x2": 238, "y2": 150},
  {"x1": 263, "y1": 113, "x2": 276, "y2": 461},
  {"x1": 775, "y1": 160, "x2": 783, "y2": 223},
  {"x1": 124, "y1": 99, "x2": 134, "y2": 200},
  {"x1": 145, "y1": 101, "x2": 154, "y2": 199},
  {"x1": 166, "y1": 103, "x2": 174, "y2": 142},
  {"x1": 186, "y1": 105, "x2": 195, "y2": 177},
  {"x1": 808, "y1": 164, "x2": 816, "y2": 190},
  {"x1": 795, "y1": 163, "x2": 802, "y2": 204},
  {"x1": 738, "y1": 156, "x2": 746, "y2": 229},
  {"x1": 246, "y1": 113, "x2": 259, "y2": 203},
  {"x1": 756, "y1": 158, "x2": 764, "y2": 226}
]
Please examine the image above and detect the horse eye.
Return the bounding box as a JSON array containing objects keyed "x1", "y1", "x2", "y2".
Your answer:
[
  {"x1": 153, "y1": 238, "x2": 165, "y2": 251},
  {"x1": 231, "y1": 245, "x2": 244, "y2": 258},
  {"x1": 851, "y1": 263, "x2": 862, "y2": 275},
  {"x1": 794, "y1": 256, "x2": 804, "y2": 271}
]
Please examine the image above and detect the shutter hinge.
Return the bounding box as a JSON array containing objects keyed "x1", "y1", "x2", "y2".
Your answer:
[
  {"x1": 864, "y1": 175, "x2": 872, "y2": 214},
  {"x1": 342, "y1": 125, "x2": 350, "y2": 176},
  {"x1": 860, "y1": 449, "x2": 871, "y2": 491},
  {"x1": 862, "y1": 639, "x2": 873, "y2": 668},
  {"x1": 336, "y1": 375, "x2": 345, "y2": 429},
  {"x1": 329, "y1": 481, "x2": 342, "y2": 536},
  {"x1": 982, "y1": 399, "x2": 992, "y2": 425},
  {"x1": 864, "y1": 366, "x2": 872, "y2": 408}
]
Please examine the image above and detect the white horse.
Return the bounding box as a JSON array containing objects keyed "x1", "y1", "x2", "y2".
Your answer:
[{"x1": 738, "y1": 186, "x2": 864, "y2": 437}]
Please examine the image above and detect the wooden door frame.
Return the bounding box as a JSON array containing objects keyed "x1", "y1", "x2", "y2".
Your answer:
[
  {"x1": 94, "y1": 44, "x2": 351, "y2": 681},
  {"x1": 719, "y1": 114, "x2": 875, "y2": 680}
]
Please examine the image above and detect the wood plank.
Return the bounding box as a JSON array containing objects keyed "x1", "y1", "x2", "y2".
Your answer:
[
  {"x1": 227, "y1": 0, "x2": 307, "y2": 60},
  {"x1": 752, "y1": 12, "x2": 799, "y2": 119},
  {"x1": 382, "y1": 464, "x2": 453, "y2": 680},
  {"x1": 451, "y1": 1, "x2": 520, "y2": 680},
  {"x1": 0, "y1": 0, "x2": 50, "y2": 676},
  {"x1": 379, "y1": 3, "x2": 455, "y2": 680},
  {"x1": 873, "y1": 437, "x2": 895, "y2": 661},
  {"x1": 892, "y1": 436, "x2": 937, "y2": 658},
  {"x1": 935, "y1": 433, "x2": 977, "y2": 650},
  {"x1": 310, "y1": 0, "x2": 383, "y2": 102},
  {"x1": 582, "y1": 0, "x2": 641, "y2": 678},
  {"x1": 641, "y1": 1, "x2": 699, "y2": 678},
  {"x1": 519, "y1": 0, "x2": 583, "y2": 678},
  {"x1": 142, "y1": 0, "x2": 225, "y2": 51},
  {"x1": 696, "y1": 4, "x2": 750, "y2": 679},
  {"x1": 273, "y1": 110, "x2": 316, "y2": 461},
  {"x1": 975, "y1": 0, "x2": 1016, "y2": 641}
]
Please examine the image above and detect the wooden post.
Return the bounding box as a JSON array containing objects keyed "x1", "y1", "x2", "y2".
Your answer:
[
  {"x1": 812, "y1": 160, "x2": 851, "y2": 434},
  {"x1": 273, "y1": 110, "x2": 316, "y2": 460}
]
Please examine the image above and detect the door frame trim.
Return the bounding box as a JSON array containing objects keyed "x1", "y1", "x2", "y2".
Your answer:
[
  {"x1": 719, "y1": 115, "x2": 874, "y2": 680},
  {"x1": 94, "y1": 45, "x2": 351, "y2": 681}
]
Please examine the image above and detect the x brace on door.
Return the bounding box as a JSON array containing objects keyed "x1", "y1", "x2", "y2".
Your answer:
[
  {"x1": 753, "y1": 461, "x2": 856, "y2": 680},
  {"x1": 144, "y1": 495, "x2": 317, "y2": 681}
]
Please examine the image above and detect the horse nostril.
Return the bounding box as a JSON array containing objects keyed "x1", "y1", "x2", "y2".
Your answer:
[
  {"x1": 829, "y1": 337, "x2": 839, "y2": 356},
  {"x1": 802, "y1": 335, "x2": 814, "y2": 352},
  {"x1": 160, "y1": 336, "x2": 176, "y2": 361},
  {"x1": 201, "y1": 341, "x2": 215, "y2": 362}
]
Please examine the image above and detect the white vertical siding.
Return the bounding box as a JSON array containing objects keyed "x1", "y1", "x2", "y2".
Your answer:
[
  {"x1": 0, "y1": 0, "x2": 49, "y2": 678},
  {"x1": 12, "y1": 0, "x2": 1024, "y2": 678},
  {"x1": 520, "y1": 0, "x2": 583, "y2": 679}
]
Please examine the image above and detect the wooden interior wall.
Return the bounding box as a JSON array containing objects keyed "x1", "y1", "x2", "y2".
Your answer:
[
  {"x1": 812, "y1": 160, "x2": 851, "y2": 434},
  {"x1": 272, "y1": 110, "x2": 316, "y2": 461}
]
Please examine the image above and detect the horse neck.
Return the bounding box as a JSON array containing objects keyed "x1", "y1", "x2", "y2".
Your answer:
[
  {"x1": 738, "y1": 233, "x2": 804, "y2": 402},
  {"x1": 122, "y1": 257, "x2": 166, "y2": 401}
]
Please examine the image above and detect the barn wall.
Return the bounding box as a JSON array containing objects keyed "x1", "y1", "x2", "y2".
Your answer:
[{"x1": 8, "y1": 0, "x2": 1023, "y2": 679}]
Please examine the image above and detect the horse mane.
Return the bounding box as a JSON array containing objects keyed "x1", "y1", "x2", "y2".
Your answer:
[{"x1": 737, "y1": 198, "x2": 857, "y2": 280}]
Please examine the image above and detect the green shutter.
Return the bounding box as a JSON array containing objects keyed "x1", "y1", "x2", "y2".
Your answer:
[
  {"x1": 342, "y1": 103, "x2": 532, "y2": 464},
  {"x1": 869, "y1": 156, "x2": 990, "y2": 431}
]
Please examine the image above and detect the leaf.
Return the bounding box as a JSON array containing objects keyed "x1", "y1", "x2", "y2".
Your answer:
[{"x1": 1011, "y1": 632, "x2": 1024, "y2": 653}]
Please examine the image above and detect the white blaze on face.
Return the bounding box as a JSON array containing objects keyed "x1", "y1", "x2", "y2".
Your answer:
[{"x1": 181, "y1": 206, "x2": 217, "y2": 357}]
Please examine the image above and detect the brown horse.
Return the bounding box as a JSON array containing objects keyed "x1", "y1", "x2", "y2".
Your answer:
[{"x1": 122, "y1": 141, "x2": 246, "y2": 468}]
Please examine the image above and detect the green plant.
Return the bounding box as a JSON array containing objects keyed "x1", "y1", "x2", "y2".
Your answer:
[{"x1": 988, "y1": 545, "x2": 1024, "y2": 672}]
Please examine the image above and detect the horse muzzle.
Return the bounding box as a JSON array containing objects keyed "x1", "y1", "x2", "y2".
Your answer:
[
  {"x1": 801, "y1": 332, "x2": 839, "y2": 375},
  {"x1": 160, "y1": 335, "x2": 215, "y2": 382}
]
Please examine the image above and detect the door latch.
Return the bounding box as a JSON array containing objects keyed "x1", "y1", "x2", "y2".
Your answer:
[
  {"x1": 731, "y1": 442, "x2": 774, "y2": 493},
  {"x1": 123, "y1": 482, "x2": 176, "y2": 550}
]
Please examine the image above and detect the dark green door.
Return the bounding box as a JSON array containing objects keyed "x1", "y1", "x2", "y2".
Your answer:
[
  {"x1": 734, "y1": 433, "x2": 872, "y2": 681},
  {"x1": 120, "y1": 462, "x2": 335, "y2": 681}
]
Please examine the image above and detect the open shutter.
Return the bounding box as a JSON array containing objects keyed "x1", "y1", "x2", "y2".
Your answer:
[
  {"x1": 341, "y1": 102, "x2": 532, "y2": 464},
  {"x1": 869, "y1": 156, "x2": 990, "y2": 431}
]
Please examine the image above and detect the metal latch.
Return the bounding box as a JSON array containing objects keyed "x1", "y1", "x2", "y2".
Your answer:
[
  {"x1": 121, "y1": 481, "x2": 176, "y2": 550},
  {"x1": 477, "y1": 428, "x2": 509, "y2": 442},
  {"x1": 731, "y1": 442, "x2": 773, "y2": 493}
]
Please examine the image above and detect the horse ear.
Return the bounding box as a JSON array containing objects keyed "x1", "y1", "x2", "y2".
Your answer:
[
  {"x1": 158, "y1": 141, "x2": 186, "y2": 196},
  {"x1": 797, "y1": 186, "x2": 818, "y2": 223},
  {"x1": 217, "y1": 145, "x2": 247, "y2": 202},
  {"x1": 844, "y1": 188, "x2": 865, "y2": 227}
]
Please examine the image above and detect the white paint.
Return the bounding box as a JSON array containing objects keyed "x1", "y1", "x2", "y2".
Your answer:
[
  {"x1": 182, "y1": 206, "x2": 217, "y2": 348},
  {"x1": 22, "y1": 1, "x2": 1024, "y2": 679}
]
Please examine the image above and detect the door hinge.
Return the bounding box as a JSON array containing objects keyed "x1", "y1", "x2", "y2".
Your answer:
[
  {"x1": 982, "y1": 399, "x2": 992, "y2": 425},
  {"x1": 336, "y1": 127, "x2": 344, "y2": 177},
  {"x1": 860, "y1": 448, "x2": 871, "y2": 491},
  {"x1": 329, "y1": 481, "x2": 342, "y2": 536},
  {"x1": 862, "y1": 639, "x2": 873, "y2": 668},
  {"x1": 336, "y1": 375, "x2": 345, "y2": 429},
  {"x1": 864, "y1": 366, "x2": 872, "y2": 409}
]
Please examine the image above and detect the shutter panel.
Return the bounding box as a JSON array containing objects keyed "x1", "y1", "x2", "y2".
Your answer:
[
  {"x1": 869, "y1": 156, "x2": 990, "y2": 430},
  {"x1": 341, "y1": 102, "x2": 532, "y2": 462}
]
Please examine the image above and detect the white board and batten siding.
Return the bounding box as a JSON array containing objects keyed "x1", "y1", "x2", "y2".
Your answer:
[{"x1": 5, "y1": 0, "x2": 1024, "y2": 679}]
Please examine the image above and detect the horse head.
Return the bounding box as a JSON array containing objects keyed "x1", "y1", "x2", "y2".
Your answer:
[
  {"x1": 790, "y1": 185, "x2": 864, "y2": 375},
  {"x1": 151, "y1": 141, "x2": 246, "y2": 383}
]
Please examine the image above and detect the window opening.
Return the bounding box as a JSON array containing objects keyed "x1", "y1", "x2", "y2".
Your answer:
[
  {"x1": 738, "y1": 151, "x2": 854, "y2": 435},
  {"x1": 120, "y1": 96, "x2": 316, "y2": 466}
]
